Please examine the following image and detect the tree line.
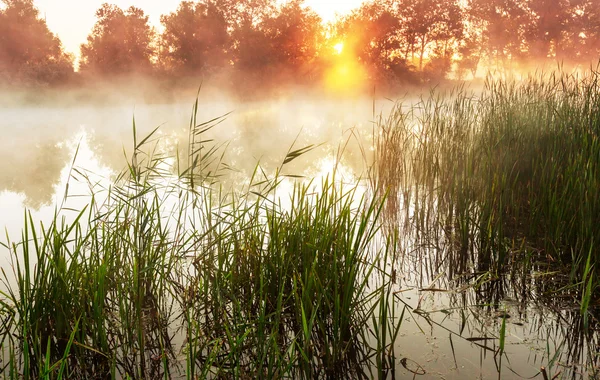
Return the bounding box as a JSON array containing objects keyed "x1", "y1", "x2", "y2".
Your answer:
[{"x1": 2, "y1": 0, "x2": 600, "y2": 92}]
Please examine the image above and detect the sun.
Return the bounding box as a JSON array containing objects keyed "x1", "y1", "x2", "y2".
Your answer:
[
  {"x1": 333, "y1": 42, "x2": 344, "y2": 55},
  {"x1": 324, "y1": 58, "x2": 367, "y2": 94},
  {"x1": 323, "y1": 38, "x2": 366, "y2": 94}
]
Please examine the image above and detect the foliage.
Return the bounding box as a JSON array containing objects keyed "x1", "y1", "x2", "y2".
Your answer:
[
  {"x1": 395, "y1": 0, "x2": 464, "y2": 71},
  {"x1": 229, "y1": 0, "x2": 324, "y2": 90},
  {"x1": 159, "y1": 1, "x2": 230, "y2": 76},
  {"x1": 0, "y1": 106, "x2": 395, "y2": 378},
  {"x1": 0, "y1": 0, "x2": 73, "y2": 86},
  {"x1": 5, "y1": 0, "x2": 600, "y2": 88},
  {"x1": 79, "y1": 4, "x2": 155, "y2": 76},
  {"x1": 337, "y1": 1, "x2": 416, "y2": 88},
  {"x1": 375, "y1": 68, "x2": 600, "y2": 283}
]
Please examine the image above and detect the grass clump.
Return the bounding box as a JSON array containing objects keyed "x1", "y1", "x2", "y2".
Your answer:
[
  {"x1": 375, "y1": 68, "x2": 600, "y2": 295},
  {"x1": 0, "y1": 107, "x2": 396, "y2": 379}
]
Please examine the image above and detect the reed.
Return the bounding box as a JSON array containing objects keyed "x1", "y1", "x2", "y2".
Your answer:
[
  {"x1": 3, "y1": 67, "x2": 600, "y2": 378},
  {"x1": 374, "y1": 68, "x2": 600, "y2": 293},
  {"x1": 0, "y1": 102, "x2": 396, "y2": 379}
]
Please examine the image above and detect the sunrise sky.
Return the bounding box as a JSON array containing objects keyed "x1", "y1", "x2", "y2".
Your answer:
[{"x1": 33, "y1": 0, "x2": 365, "y2": 58}]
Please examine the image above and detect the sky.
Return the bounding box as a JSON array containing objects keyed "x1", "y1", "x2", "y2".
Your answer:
[{"x1": 33, "y1": 0, "x2": 366, "y2": 58}]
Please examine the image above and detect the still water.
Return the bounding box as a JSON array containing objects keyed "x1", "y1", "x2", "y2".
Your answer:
[{"x1": 1, "y1": 97, "x2": 597, "y2": 379}]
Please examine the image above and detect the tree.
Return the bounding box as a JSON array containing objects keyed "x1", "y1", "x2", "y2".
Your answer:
[
  {"x1": 228, "y1": 0, "x2": 277, "y2": 29},
  {"x1": 571, "y1": 0, "x2": 600, "y2": 61},
  {"x1": 159, "y1": 1, "x2": 230, "y2": 76},
  {"x1": 0, "y1": 0, "x2": 73, "y2": 85},
  {"x1": 261, "y1": 0, "x2": 324, "y2": 77},
  {"x1": 339, "y1": 2, "x2": 400, "y2": 63},
  {"x1": 336, "y1": 1, "x2": 415, "y2": 86},
  {"x1": 457, "y1": 35, "x2": 482, "y2": 79},
  {"x1": 80, "y1": 4, "x2": 155, "y2": 76},
  {"x1": 229, "y1": 0, "x2": 325, "y2": 89},
  {"x1": 524, "y1": 0, "x2": 570, "y2": 60},
  {"x1": 395, "y1": 0, "x2": 463, "y2": 71},
  {"x1": 467, "y1": 0, "x2": 531, "y2": 70}
]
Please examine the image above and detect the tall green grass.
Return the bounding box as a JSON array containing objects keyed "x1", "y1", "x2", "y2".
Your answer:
[
  {"x1": 374, "y1": 68, "x2": 600, "y2": 312},
  {"x1": 0, "y1": 104, "x2": 397, "y2": 379},
  {"x1": 3, "y1": 68, "x2": 600, "y2": 378}
]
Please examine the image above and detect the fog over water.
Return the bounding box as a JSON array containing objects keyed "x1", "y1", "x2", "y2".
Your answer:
[
  {"x1": 0, "y1": 89, "x2": 394, "y2": 236},
  {"x1": 2, "y1": 86, "x2": 599, "y2": 379},
  {"x1": 4, "y1": 0, "x2": 600, "y2": 375}
]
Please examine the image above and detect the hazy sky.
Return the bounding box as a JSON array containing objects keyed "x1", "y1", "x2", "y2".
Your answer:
[{"x1": 33, "y1": 0, "x2": 365, "y2": 58}]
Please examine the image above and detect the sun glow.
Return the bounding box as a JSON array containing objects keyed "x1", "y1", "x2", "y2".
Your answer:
[{"x1": 324, "y1": 42, "x2": 367, "y2": 94}]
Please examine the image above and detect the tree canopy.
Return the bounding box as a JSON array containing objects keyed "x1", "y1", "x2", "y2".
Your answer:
[
  {"x1": 79, "y1": 4, "x2": 155, "y2": 76},
  {"x1": 158, "y1": 1, "x2": 230, "y2": 76},
  {"x1": 3, "y1": 0, "x2": 600, "y2": 91},
  {"x1": 0, "y1": 0, "x2": 73, "y2": 85}
]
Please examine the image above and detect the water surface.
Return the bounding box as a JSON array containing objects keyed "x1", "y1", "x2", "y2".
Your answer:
[{"x1": 1, "y1": 98, "x2": 597, "y2": 379}]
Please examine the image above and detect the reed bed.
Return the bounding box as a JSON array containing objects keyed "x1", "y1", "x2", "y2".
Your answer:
[
  {"x1": 2, "y1": 68, "x2": 600, "y2": 379},
  {"x1": 374, "y1": 68, "x2": 600, "y2": 320},
  {"x1": 0, "y1": 109, "x2": 397, "y2": 379}
]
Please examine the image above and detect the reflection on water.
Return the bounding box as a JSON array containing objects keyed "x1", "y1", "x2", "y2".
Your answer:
[
  {"x1": 1, "y1": 98, "x2": 598, "y2": 379},
  {"x1": 389, "y1": 253, "x2": 600, "y2": 379},
  {"x1": 380, "y1": 181, "x2": 600, "y2": 378},
  {"x1": 0, "y1": 97, "x2": 379, "y2": 210},
  {"x1": 0, "y1": 140, "x2": 69, "y2": 207},
  {"x1": 0, "y1": 130, "x2": 112, "y2": 237}
]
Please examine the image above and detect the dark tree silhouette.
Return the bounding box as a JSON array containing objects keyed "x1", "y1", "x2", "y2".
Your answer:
[
  {"x1": 467, "y1": 0, "x2": 531, "y2": 70},
  {"x1": 5, "y1": 0, "x2": 600, "y2": 90},
  {"x1": 339, "y1": 2, "x2": 399, "y2": 63},
  {"x1": 80, "y1": 4, "x2": 155, "y2": 76},
  {"x1": 0, "y1": 0, "x2": 73, "y2": 85},
  {"x1": 336, "y1": 0, "x2": 462, "y2": 85},
  {"x1": 464, "y1": 0, "x2": 600, "y2": 71},
  {"x1": 457, "y1": 35, "x2": 482, "y2": 79},
  {"x1": 525, "y1": 0, "x2": 569, "y2": 59},
  {"x1": 261, "y1": 0, "x2": 324, "y2": 78},
  {"x1": 337, "y1": 1, "x2": 414, "y2": 86}
]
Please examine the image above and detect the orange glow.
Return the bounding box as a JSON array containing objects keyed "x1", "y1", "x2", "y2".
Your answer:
[
  {"x1": 324, "y1": 46, "x2": 367, "y2": 94},
  {"x1": 33, "y1": 0, "x2": 367, "y2": 59},
  {"x1": 323, "y1": 33, "x2": 368, "y2": 94}
]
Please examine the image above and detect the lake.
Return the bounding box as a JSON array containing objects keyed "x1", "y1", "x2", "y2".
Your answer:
[{"x1": 1, "y1": 89, "x2": 598, "y2": 379}]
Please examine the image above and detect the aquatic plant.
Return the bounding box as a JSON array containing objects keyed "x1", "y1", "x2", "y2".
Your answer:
[
  {"x1": 0, "y1": 103, "x2": 396, "y2": 379},
  {"x1": 374, "y1": 69, "x2": 600, "y2": 292}
]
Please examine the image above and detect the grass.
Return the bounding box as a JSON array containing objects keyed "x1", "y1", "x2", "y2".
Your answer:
[
  {"x1": 0, "y1": 102, "x2": 397, "y2": 379},
  {"x1": 2, "y1": 67, "x2": 600, "y2": 378},
  {"x1": 374, "y1": 68, "x2": 600, "y2": 296},
  {"x1": 370, "y1": 68, "x2": 600, "y2": 378}
]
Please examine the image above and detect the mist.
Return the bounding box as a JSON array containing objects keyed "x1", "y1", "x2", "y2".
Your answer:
[{"x1": 0, "y1": 82, "x2": 404, "y2": 218}]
